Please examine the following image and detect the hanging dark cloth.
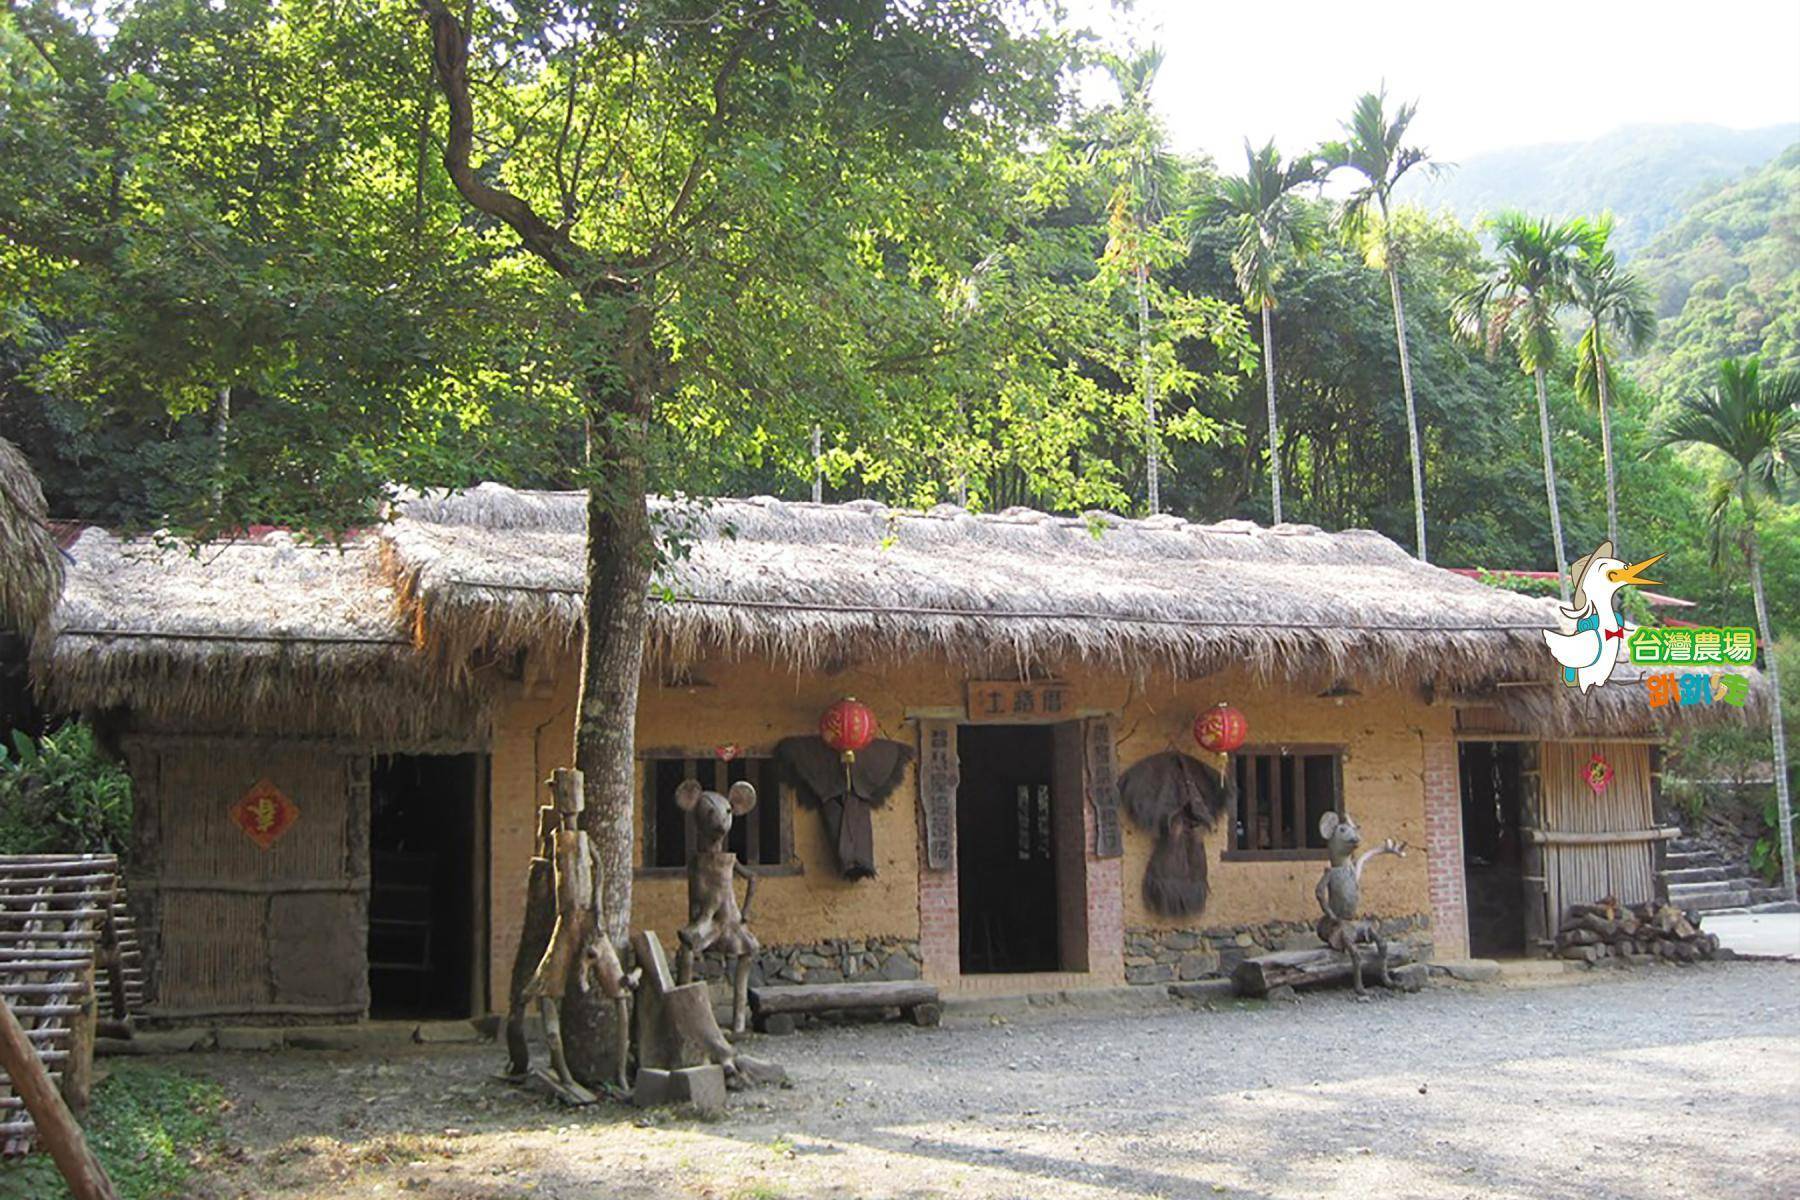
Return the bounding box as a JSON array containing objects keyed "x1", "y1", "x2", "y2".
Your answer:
[
  {"x1": 775, "y1": 735, "x2": 912, "y2": 880},
  {"x1": 1120, "y1": 751, "x2": 1234, "y2": 917}
]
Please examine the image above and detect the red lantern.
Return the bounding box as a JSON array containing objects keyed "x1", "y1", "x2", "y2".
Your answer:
[
  {"x1": 820, "y1": 697, "x2": 877, "y2": 765},
  {"x1": 1193, "y1": 704, "x2": 1248, "y2": 755}
]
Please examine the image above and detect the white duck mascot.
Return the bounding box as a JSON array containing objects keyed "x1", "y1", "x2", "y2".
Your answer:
[{"x1": 1542, "y1": 541, "x2": 1664, "y2": 693}]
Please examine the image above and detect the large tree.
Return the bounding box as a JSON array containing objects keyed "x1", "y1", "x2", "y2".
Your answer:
[
  {"x1": 1657, "y1": 357, "x2": 1799, "y2": 901},
  {"x1": 412, "y1": 0, "x2": 1066, "y2": 1083},
  {"x1": 1203, "y1": 140, "x2": 1321, "y2": 525},
  {"x1": 1454, "y1": 213, "x2": 1596, "y2": 602},
  {"x1": 1319, "y1": 88, "x2": 1434, "y2": 559},
  {"x1": 1571, "y1": 215, "x2": 1657, "y2": 548}
]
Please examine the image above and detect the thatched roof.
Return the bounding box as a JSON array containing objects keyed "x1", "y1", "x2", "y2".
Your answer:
[
  {"x1": 379, "y1": 485, "x2": 1761, "y2": 736},
  {"x1": 38, "y1": 482, "x2": 1762, "y2": 740},
  {"x1": 37, "y1": 528, "x2": 487, "y2": 744},
  {"x1": 384, "y1": 485, "x2": 1561, "y2": 684},
  {"x1": 0, "y1": 438, "x2": 62, "y2": 635}
]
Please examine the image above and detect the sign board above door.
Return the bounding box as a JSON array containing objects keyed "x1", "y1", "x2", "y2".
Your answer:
[{"x1": 965, "y1": 680, "x2": 1073, "y2": 723}]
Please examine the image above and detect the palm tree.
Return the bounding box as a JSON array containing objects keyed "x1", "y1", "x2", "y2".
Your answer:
[
  {"x1": 1088, "y1": 46, "x2": 1179, "y2": 513},
  {"x1": 1205, "y1": 140, "x2": 1323, "y2": 524},
  {"x1": 1657, "y1": 357, "x2": 1799, "y2": 902},
  {"x1": 1452, "y1": 213, "x2": 1597, "y2": 602},
  {"x1": 1319, "y1": 88, "x2": 1435, "y2": 560},
  {"x1": 1571, "y1": 217, "x2": 1657, "y2": 547}
]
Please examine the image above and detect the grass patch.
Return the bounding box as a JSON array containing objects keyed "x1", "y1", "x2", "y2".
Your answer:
[{"x1": 0, "y1": 1061, "x2": 227, "y2": 1200}]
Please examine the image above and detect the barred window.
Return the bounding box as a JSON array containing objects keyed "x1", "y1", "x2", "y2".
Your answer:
[
  {"x1": 1227, "y1": 747, "x2": 1343, "y2": 858},
  {"x1": 640, "y1": 755, "x2": 789, "y2": 869}
]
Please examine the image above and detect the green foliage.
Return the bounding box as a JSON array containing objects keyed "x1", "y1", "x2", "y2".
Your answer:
[
  {"x1": 0, "y1": 722, "x2": 133, "y2": 857},
  {"x1": 1630, "y1": 143, "x2": 1800, "y2": 405},
  {"x1": 0, "y1": 1062, "x2": 226, "y2": 1200},
  {"x1": 1751, "y1": 791, "x2": 1800, "y2": 883}
]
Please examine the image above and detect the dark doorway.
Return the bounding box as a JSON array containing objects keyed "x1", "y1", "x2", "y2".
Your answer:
[
  {"x1": 369, "y1": 754, "x2": 487, "y2": 1019},
  {"x1": 956, "y1": 724, "x2": 1062, "y2": 974},
  {"x1": 1459, "y1": 741, "x2": 1527, "y2": 957}
]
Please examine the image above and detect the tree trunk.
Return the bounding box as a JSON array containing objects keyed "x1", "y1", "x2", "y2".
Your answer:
[
  {"x1": 212, "y1": 384, "x2": 230, "y2": 517},
  {"x1": 1387, "y1": 265, "x2": 1426, "y2": 561},
  {"x1": 1746, "y1": 513, "x2": 1796, "y2": 901},
  {"x1": 1137, "y1": 263, "x2": 1158, "y2": 515},
  {"x1": 560, "y1": 305, "x2": 657, "y2": 1086},
  {"x1": 1595, "y1": 344, "x2": 1620, "y2": 548},
  {"x1": 1262, "y1": 303, "x2": 1282, "y2": 525},
  {"x1": 1533, "y1": 365, "x2": 1570, "y2": 603}
]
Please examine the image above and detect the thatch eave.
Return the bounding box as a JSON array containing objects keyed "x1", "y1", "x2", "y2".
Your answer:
[{"x1": 0, "y1": 437, "x2": 62, "y2": 636}]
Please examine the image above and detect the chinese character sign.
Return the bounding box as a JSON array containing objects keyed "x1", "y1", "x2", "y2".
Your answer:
[
  {"x1": 230, "y1": 778, "x2": 299, "y2": 850},
  {"x1": 1630, "y1": 626, "x2": 1757, "y2": 666},
  {"x1": 965, "y1": 680, "x2": 1072, "y2": 723},
  {"x1": 1642, "y1": 672, "x2": 1751, "y2": 710}
]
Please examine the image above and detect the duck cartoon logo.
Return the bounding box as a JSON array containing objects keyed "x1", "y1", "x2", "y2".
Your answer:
[{"x1": 1541, "y1": 540, "x2": 1664, "y2": 693}]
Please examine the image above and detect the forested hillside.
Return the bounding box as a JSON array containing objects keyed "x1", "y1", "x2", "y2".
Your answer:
[
  {"x1": 1627, "y1": 144, "x2": 1800, "y2": 404},
  {"x1": 1402, "y1": 123, "x2": 1798, "y2": 258}
]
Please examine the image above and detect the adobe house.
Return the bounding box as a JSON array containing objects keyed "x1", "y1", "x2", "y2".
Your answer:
[{"x1": 31, "y1": 486, "x2": 1757, "y2": 1023}]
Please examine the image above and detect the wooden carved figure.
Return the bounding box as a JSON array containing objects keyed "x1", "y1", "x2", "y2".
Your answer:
[
  {"x1": 673, "y1": 779, "x2": 760, "y2": 1035},
  {"x1": 1314, "y1": 811, "x2": 1407, "y2": 997},
  {"x1": 520, "y1": 768, "x2": 640, "y2": 1102}
]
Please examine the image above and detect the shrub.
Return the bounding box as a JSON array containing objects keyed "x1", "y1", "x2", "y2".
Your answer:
[{"x1": 0, "y1": 722, "x2": 133, "y2": 858}]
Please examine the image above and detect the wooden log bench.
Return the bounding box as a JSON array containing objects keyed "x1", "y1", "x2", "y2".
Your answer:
[
  {"x1": 747, "y1": 981, "x2": 941, "y2": 1035},
  {"x1": 1232, "y1": 945, "x2": 1416, "y2": 998}
]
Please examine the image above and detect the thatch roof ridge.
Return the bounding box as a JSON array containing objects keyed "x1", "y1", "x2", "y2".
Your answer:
[{"x1": 0, "y1": 437, "x2": 63, "y2": 635}]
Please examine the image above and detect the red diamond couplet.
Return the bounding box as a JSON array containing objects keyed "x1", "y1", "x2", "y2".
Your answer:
[{"x1": 231, "y1": 778, "x2": 299, "y2": 850}]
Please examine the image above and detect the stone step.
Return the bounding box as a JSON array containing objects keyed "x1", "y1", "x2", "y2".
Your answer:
[
  {"x1": 1669, "y1": 838, "x2": 1711, "y2": 854},
  {"x1": 1664, "y1": 847, "x2": 1728, "y2": 865},
  {"x1": 1662, "y1": 865, "x2": 1733, "y2": 884},
  {"x1": 1668, "y1": 885, "x2": 1755, "y2": 912}
]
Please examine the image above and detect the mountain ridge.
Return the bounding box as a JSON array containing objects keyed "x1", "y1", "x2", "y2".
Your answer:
[{"x1": 1398, "y1": 122, "x2": 1799, "y2": 258}]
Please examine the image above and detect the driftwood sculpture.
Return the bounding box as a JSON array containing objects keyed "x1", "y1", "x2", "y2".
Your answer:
[
  {"x1": 632, "y1": 929, "x2": 785, "y2": 1107},
  {"x1": 518, "y1": 769, "x2": 640, "y2": 1102},
  {"x1": 1314, "y1": 811, "x2": 1407, "y2": 996},
  {"x1": 674, "y1": 779, "x2": 760, "y2": 1035},
  {"x1": 1119, "y1": 751, "x2": 1232, "y2": 917},
  {"x1": 503, "y1": 805, "x2": 558, "y2": 1080}
]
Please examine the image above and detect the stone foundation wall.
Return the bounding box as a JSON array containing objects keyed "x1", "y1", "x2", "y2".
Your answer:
[
  {"x1": 1125, "y1": 915, "x2": 1432, "y2": 984},
  {"x1": 688, "y1": 936, "x2": 924, "y2": 988}
]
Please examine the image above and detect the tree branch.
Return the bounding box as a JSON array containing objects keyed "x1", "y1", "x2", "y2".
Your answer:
[{"x1": 418, "y1": 0, "x2": 625, "y2": 290}]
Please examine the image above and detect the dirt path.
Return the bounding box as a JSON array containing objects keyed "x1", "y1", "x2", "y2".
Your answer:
[{"x1": 178, "y1": 961, "x2": 1800, "y2": 1200}]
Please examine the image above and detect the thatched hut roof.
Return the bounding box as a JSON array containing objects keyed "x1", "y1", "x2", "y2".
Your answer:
[
  {"x1": 383, "y1": 485, "x2": 1560, "y2": 683},
  {"x1": 37, "y1": 528, "x2": 486, "y2": 744},
  {"x1": 37, "y1": 482, "x2": 1760, "y2": 740},
  {"x1": 0, "y1": 437, "x2": 62, "y2": 635},
  {"x1": 379, "y1": 485, "x2": 1759, "y2": 736}
]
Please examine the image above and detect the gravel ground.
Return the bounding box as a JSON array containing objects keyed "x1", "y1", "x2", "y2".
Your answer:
[{"x1": 179, "y1": 961, "x2": 1800, "y2": 1200}]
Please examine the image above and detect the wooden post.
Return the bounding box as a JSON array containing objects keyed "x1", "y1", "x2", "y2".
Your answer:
[
  {"x1": 0, "y1": 995, "x2": 118, "y2": 1200},
  {"x1": 1649, "y1": 746, "x2": 1670, "y2": 903},
  {"x1": 1518, "y1": 743, "x2": 1548, "y2": 955}
]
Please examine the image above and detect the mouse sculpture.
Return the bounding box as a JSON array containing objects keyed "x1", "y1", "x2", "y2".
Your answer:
[
  {"x1": 674, "y1": 779, "x2": 761, "y2": 1035},
  {"x1": 1314, "y1": 811, "x2": 1407, "y2": 997}
]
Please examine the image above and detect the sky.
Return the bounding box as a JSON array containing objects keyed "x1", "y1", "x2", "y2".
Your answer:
[{"x1": 1064, "y1": 0, "x2": 1800, "y2": 166}]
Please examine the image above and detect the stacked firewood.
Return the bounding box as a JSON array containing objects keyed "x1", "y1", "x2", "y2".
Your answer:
[{"x1": 1554, "y1": 896, "x2": 1720, "y2": 964}]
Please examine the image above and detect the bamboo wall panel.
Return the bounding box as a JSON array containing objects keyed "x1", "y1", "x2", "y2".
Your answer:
[
  {"x1": 134, "y1": 740, "x2": 369, "y2": 1016},
  {"x1": 1539, "y1": 742, "x2": 1655, "y2": 931},
  {"x1": 158, "y1": 747, "x2": 351, "y2": 884},
  {"x1": 158, "y1": 893, "x2": 268, "y2": 1009}
]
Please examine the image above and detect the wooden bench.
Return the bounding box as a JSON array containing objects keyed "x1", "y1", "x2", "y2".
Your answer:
[{"x1": 747, "y1": 981, "x2": 941, "y2": 1035}]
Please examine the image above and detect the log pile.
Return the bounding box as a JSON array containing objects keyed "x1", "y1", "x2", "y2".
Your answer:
[{"x1": 1554, "y1": 896, "x2": 1720, "y2": 964}]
